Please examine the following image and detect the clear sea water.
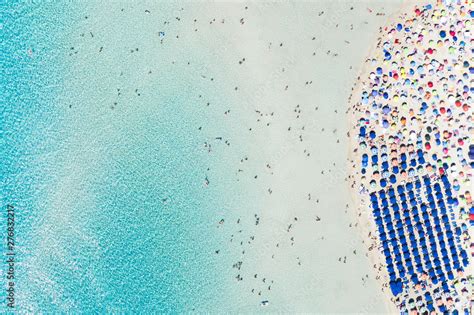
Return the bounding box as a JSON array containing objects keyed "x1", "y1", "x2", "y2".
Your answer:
[{"x1": 1, "y1": 1, "x2": 236, "y2": 312}]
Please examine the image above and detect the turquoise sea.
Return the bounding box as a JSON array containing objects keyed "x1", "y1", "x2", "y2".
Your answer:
[{"x1": 1, "y1": 1, "x2": 243, "y2": 312}]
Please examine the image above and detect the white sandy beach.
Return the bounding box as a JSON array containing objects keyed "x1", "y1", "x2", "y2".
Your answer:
[{"x1": 178, "y1": 1, "x2": 411, "y2": 312}]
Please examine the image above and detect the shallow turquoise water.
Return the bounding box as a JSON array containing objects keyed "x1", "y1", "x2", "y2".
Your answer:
[
  {"x1": 1, "y1": 1, "x2": 69, "y2": 311},
  {"x1": 2, "y1": 1, "x2": 234, "y2": 312}
]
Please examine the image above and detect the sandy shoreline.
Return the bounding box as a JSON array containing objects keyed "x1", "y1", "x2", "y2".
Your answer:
[{"x1": 197, "y1": 1, "x2": 411, "y2": 312}]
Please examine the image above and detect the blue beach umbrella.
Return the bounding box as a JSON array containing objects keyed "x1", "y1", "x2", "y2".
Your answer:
[
  {"x1": 415, "y1": 181, "x2": 421, "y2": 189},
  {"x1": 399, "y1": 235, "x2": 406, "y2": 244},
  {"x1": 442, "y1": 215, "x2": 449, "y2": 223},
  {"x1": 370, "y1": 193, "x2": 378, "y2": 202},
  {"x1": 395, "y1": 254, "x2": 402, "y2": 263},
  {"x1": 378, "y1": 225, "x2": 385, "y2": 234},
  {"x1": 396, "y1": 261, "x2": 403, "y2": 271},
  {"x1": 436, "y1": 191, "x2": 443, "y2": 200},
  {"x1": 447, "y1": 271, "x2": 454, "y2": 280},
  {"x1": 390, "y1": 175, "x2": 397, "y2": 184},
  {"x1": 426, "y1": 186, "x2": 433, "y2": 195},
  {"x1": 442, "y1": 282, "x2": 449, "y2": 293},
  {"x1": 397, "y1": 185, "x2": 405, "y2": 194},
  {"x1": 369, "y1": 130, "x2": 376, "y2": 139},
  {"x1": 396, "y1": 227, "x2": 404, "y2": 236},
  {"x1": 392, "y1": 165, "x2": 399, "y2": 174},
  {"x1": 443, "y1": 256, "x2": 450, "y2": 265},
  {"x1": 441, "y1": 175, "x2": 449, "y2": 184},
  {"x1": 389, "y1": 195, "x2": 397, "y2": 204},
  {"x1": 401, "y1": 202, "x2": 408, "y2": 210},
  {"x1": 394, "y1": 212, "x2": 401, "y2": 220},
  {"x1": 422, "y1": 247, "x2": 429, "y2": 256},
  {"x1": 416, "y1": 264, "x2": 423, "y2": 273},
  {"x1": 413, "y1": 215, "x2": 420, "y2": 223},
  {"x1": 420, "y1": 204, "x2": 428, "y2": 212},
  {"x1": 399, "y1": 193, "x2": 406, "y2": 202},
  {"x1": 439, "y1": 274, "x2": 446, "y2": 283},
  {"x1": 445, "y1": 189, "x2": 452, "y2": 198},
  {"x1": 425, "y1": 220, "x2": 432, "y2": 229}
]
